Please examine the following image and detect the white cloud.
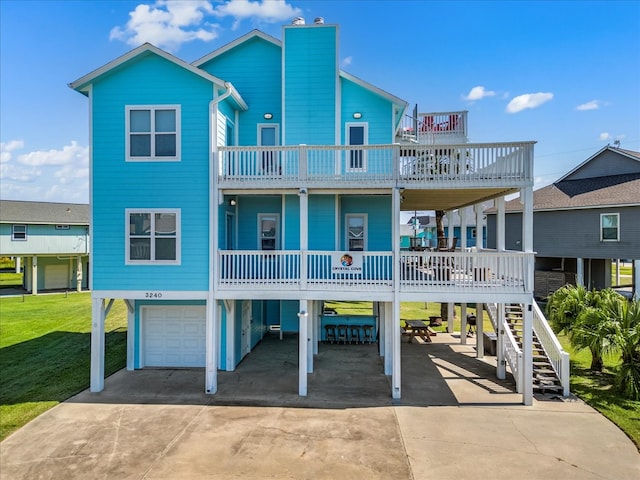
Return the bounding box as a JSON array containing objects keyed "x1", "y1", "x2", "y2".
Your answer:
[
  {"x1": 576, "y1": 100, "x2": 601, "y2": 111},
  {"x1": 110, "y1": 0, "x2": 301, "y2": 50},
  {"x1": 0, "y1": 139, "x2": 25, "y2": 163},
  {"x1": 341, "y1": 56, "x2": 353, "y2": 68},
  {"x1": 0, "y1": 141, "x2": 89, "y2": 203},
  {"x1": 463, "y1": 86, "x2": 496, "y2": 101},
  {"x1": 506, "y1": 92, "x2": 553, "y2": 113},
  {"x1": 110, "y1": 1, "x2": 219, "y2": 52},
  {"x1": 17, "y1": 141, "x2": 88, "y2": 167},
  {"x1": 599, "y1": 132, "x2": 612, "y2": 141}
]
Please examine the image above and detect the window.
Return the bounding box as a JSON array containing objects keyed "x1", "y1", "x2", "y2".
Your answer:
[
  {"x1": 126, "y1": 106, "x2": 180, "y2": 161},
  {"x1": 346, "y1": 214, "x2": 367, "y2": 251},
  {"x1": 346, "y1": 123, "x2": 368, "y2": 171},
  {"x1": 12, "y1": 224, "x2": 26, "y2": 241},
  {"x1": 126, "y1": 209, "x2": 180, "y2": 264},
  {"x1": 259, "y1": 214, "x2": 279, "y2": 250},
  {"x1": 600, "y1": 213, "x2": 620, "y2": 242}
]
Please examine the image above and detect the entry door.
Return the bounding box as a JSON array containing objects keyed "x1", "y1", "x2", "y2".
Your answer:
[
  {"x1": 241, "y1": 300, "x2": 252, "y2": 356},
  {"x1": 346, "y1": 123, "x2": 367, "y2": 171},
  {"x1": 258, "y1": 124, "x2": 279, "y2": 175},
  {"x1": 226, "y1": 213, "x2": 234, "y2": 250}
]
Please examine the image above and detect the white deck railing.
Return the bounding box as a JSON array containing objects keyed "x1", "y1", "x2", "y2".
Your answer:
[
  {"x1": 218, "y1": 250, "x2": 533, "y2": 294},
  {"x1": 532, "y1": 302, "x2": 570, "y2": 396},
  {"x1": 217, "y1": 142, "x2": 534, "y2": 188},
  {"x1": 399, "y1": 251, "x2": 531, "y2": 292},
  {"x1": 400, "y1": 111, "x2": 468, "y2": 144}
]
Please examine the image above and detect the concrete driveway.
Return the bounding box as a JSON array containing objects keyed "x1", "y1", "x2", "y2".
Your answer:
[{"x1": 2, "y1": 334, "x2": 639, "y2": 479}]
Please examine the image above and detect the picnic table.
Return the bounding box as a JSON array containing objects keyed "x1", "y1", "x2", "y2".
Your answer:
[{"x1": 404, "y1": 320, "x2": 436, "y2": 343}]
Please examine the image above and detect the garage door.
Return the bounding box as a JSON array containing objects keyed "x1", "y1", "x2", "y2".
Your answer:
[
  {"x1": 44, "y1": 264, "x2": 69, "y2": 290},
  {"x1": 142, "y1": 306, "x2": 206, "y2": 367}
]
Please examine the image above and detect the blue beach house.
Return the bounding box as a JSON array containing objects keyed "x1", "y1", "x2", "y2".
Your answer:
[{"x1": 71, "y1": 18, "x2": 553, "y2": 404}]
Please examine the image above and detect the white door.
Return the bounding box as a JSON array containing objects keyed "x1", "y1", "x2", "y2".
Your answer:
[
  {"x1": 241, "y1": 300, "x2": 252, "y2": 356},
  {"x1": 44, "y1": 264, "x2": 69, "y2": 290},
  {"x1": 142, "y1": 306, "x2": 206, "y2": 367}
]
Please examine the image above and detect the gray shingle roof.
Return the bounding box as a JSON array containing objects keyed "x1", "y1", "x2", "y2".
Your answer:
[
  {"x1": 503, "y1": 174, "x2": 640, "y2": 212},
  {"x1": 0, "y1": 200, "x2": 89, "y2": 224}
]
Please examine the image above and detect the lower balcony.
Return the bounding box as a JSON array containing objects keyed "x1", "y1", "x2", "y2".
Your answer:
[{"x1": 217, "y1": 250, "x2": 534, "y2": 297}]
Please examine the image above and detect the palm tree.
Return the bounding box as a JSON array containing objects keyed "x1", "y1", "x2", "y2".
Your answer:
[{"x1": 605, "y1": 298, "x2": 640, "y2": 400}]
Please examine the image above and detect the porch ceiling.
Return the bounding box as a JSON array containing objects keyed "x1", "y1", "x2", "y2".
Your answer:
[{"x1": 400, "y1": 187, "x2": 517, "y2": 211}]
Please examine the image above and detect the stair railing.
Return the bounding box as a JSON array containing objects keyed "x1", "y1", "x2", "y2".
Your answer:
[
  {"x1": 532, "y1": 302, "x2": 570, "y2": 396},
  {"x1": 484, "y1": 303, "x2": 523, "y2": 394}
]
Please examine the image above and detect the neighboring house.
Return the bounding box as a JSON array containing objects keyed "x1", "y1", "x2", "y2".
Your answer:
[
  {"x1": 417, "y1": 204, "x2": 490, "y2": 249},
  {"x1": 487, "y1": 145, "x2": 640, "y2": 300},
  {"x1": 70, "y1": 19, "x2": 539, "y2": 403},
  {"x1": 0, "y1": 200, "x2": 90, "y2": 294}
]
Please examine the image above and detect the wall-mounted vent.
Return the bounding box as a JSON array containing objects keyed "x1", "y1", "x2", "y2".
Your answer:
[{"x1": 292, "y1": 17, "x2": 305, "y2": 25}]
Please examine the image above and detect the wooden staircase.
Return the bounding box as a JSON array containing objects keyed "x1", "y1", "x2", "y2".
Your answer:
[{"x1": 504, "y1": 304, "x2": 564, "y2": 394}]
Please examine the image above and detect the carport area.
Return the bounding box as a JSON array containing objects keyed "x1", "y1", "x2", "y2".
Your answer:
[{"x1": 3, "y1": 331, "x2": 639, "y2": 480}]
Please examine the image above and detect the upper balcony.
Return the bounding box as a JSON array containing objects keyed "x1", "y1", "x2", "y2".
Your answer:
[
  {"x1": 217, "y1": 141, "x2": 534, "y2": 191},
  {"x1": 399, "y1": 110, "x2": 469, "y2": 145}
]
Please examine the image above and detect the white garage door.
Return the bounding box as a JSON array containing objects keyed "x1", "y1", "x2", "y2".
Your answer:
[
  {"x1": 44, "y1": 264, "x2": 69, "y2": 290},
  {"x1": 142, "y1": 306, "x2": 206, "y2": 367}
]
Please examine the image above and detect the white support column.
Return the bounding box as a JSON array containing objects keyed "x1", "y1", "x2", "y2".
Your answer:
[
  {"x1": 522, "y1": 303, "x2": 534, "y2": 406},
  {"x1": 576, "y1": 258, "x2": 584, "y2": 287},
  {"x1": 205, "y1": 299, "x2": 218, "y2": 394},
  {"x1": 496, "y1": 197, "x2": 505, "y2": 252},
  {"x1": 384, "y1": 302, "x2": 392, "y2": 374},
  {"x1": 476, "y1": 302, "x2": 484, "y2": 358},
  {"x1": 225, "y1": 300, "x2": 236, "y2": 371},
  {"x1": 460, "y1": 303, "x2": 467, "y2": 345},
  {"x1": 459, "y1": 208, "x2": 467, "y2": 250},
  {"x1": 307, "y1": 300, "x2": 314, "y2": 373},
  {"x1": 474, "y1": 205, "x2": 484, "y2": 250},
  {"x1": 446, "y1": 209, "x2": 454, "y2": 247},
  {"x1": 392, "y1": 188, "x2": 401, "y2": 399},
  {"x1": 15, "y1": 256, "x2": 21, "y2": 274},
  {"x1": 298, "y1": 301, "x2": 308, "y2": 396},
  {"x1": 447, "y1": 302, "x2": 454, "y2": 334},
  {"x1": 496, "y1": 303, "x2": 506, "y2": 379},
  {"x1": 32, "y1": 255, "x2": 38, "y2": 295},
  {"x1": 521, "y1": 186, "x2": 533, "y2": 253},
  {"x1": 76, "y1": 256, "x2": 83, "y2": 292},
  {"x1": 300, "y1": 187, "x2": 308, "y2": 289},
  {"x1": 126, "y1": 300, "x2": 135, "y2": 371},
  {"x1": 313, "y1": 300, "x2": 319, "y2": 356},
  {"x1": 615, "y1": 259, "x2": 620, "y2": 286},
  {"x1": 90, "y1": 298, "x2": 105, "y2": 392},
  {"x1": 634, "y1": 260, "x2": 640, "y2": 302}
]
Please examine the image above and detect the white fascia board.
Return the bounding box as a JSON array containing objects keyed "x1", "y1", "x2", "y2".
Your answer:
[
  {"x1": 192, "y1": 30, "x2": 282, "y2": 67},
  {"x1": 91, "y1": 290, "x2": 209, "y2": 300},
  {"x1": 69, "y1": 43, "x2": 227, "y2": 94},
  {"x1": 339, "y1": 70, "x2": 408, "y2": 110}
]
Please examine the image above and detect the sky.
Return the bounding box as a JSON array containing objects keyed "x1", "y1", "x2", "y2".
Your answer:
[{"x1": 1, "y1": 0, "x2": 639, "y2": 205}]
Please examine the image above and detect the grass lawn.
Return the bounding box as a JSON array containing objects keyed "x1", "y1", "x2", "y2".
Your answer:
[
  {"x1": 558, "y1": 334, "x2": 640, "y2": 450},
  {"x1": 0, "y1": 292, "x2": 128, "y2": 441}
]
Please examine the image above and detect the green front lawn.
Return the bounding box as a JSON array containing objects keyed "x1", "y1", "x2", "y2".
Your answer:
[{"x1": 0, "y1": 292, "x2": 128, "y2": 441}]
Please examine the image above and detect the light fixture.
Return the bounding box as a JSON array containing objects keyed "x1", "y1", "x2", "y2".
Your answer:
[
  {"x1": 229, "y1": 198, "x2": 237, "y2": 206},
  {"x1": 264, "y1": 113, "x2": 273, "y2": 120},
  {"x1": 353, "y1": 112, "x2": 362, "y2": 119}
]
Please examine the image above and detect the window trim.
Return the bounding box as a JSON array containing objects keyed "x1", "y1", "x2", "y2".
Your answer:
[
  {"x1": 346, "y1": 122, "x2": 368, "y2": 172},
  {"x1": 258, "y1": 213, "x2": 280, "y2": 251},
  {"x1": 346, "y1": 213, "x2": 367, "y2": 251},
  {"x1": 125, "y1": 105, "x2": 181, "y2": 161},
  {"x1": 600, "y1": 212, "x2": 620, "y2": 242},
  {"x1": 125, "y1": 209, "x2": 181, "y2": 265},
  {"x1": 12, "y1": 224, "x2": 27, "y2": 241}
]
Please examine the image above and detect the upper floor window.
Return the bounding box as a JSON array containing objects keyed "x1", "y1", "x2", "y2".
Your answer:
[
  {"x1": 258, "y1": 213, "x2": 279, "y2": 250},
  {"x1": 346, "y1": 214, "x2": 367, "y2": 251},
  {"x1": 126, "y1": 209, "x2": 180, "y2": 264},
  {"x1": 600, "y1": 213, "x2": 619, "y2": 242},
  {"x1": 126, "y1": 106, "x2": 180, "y2": 161},
  {"x1": 346, "y1": 123, "x2": 368, "y2": 171},
  {"x1": 12, "y1": 224, "x2": 27, "y2": 241}
]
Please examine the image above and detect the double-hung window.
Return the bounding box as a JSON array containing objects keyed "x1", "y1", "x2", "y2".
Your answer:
[
  {"x1": 12, "y1": 224, "x2": 27, "y2": 241},
  {"x1": 126, "y1": 209, "x2": 180, "y2": 264},
  {"x1": 600, "y1": 213, "x2": 620, "y2": 242},
  {"x1": 346, "y1": 214, "x2": 366, "y2": 251},
  {"x1": 126, "y1": 106, "x2": 180, "y2": 161}
]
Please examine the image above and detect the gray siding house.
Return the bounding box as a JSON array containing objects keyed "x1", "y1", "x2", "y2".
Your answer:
[
  {"x1": 0, "y1": 200, "x2": 90, "y2": 294},
  {"x1": 487, "y1": 146, "x2": 640, "y2": 299}
]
